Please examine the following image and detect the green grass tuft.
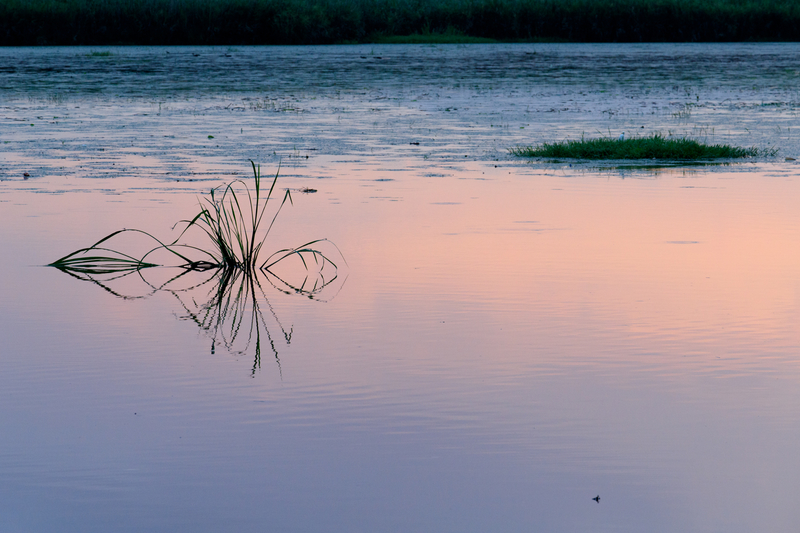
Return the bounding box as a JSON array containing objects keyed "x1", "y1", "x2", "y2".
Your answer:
[
  {"x1": 511, "y1": 134, "x2": 775, "y2": 160},
  {"x1": 177, "y1": 161, "x2": 290, "y2": 273}
]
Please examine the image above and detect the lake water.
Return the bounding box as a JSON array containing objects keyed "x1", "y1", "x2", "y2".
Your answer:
[{"x1": 2, "y1": 43, "x2": 800, "y2": 532}]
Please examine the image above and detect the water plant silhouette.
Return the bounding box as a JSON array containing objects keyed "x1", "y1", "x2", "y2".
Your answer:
[
  {"x1": 168, "y1": 266, "x2": 327, "y2": 377},
  {"x1": 48, "y1": 162, "x2": 346, "y2": 372},
  {"x1": 50, "y1": 161, "x2": 343, "y2": 275}
]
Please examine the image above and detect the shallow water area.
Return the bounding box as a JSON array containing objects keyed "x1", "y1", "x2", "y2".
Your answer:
[{"x1": 3, "y1": 44, "x2": 800, "y2": 533}]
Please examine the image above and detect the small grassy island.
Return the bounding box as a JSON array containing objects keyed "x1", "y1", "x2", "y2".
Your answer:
[{"x1": 511, "y1": 135, "x2": 773, "y2": 160}]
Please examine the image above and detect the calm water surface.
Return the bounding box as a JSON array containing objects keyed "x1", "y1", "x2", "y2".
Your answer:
[{"x1": 2, "y1": 44, "x2": 800, "y2": 532}]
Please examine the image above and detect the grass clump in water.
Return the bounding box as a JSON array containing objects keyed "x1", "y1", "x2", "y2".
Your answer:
[
  {"x1": 511, "y1": 134, "x2": 772, "y2": 160},
  {"x1": 48, "y1": 162, "x2": 345, "y2": 367},
  {"x1": 186, "y1": 161, "x2": 291, "y2": 273},
  {"x1": 49, "y1": 161, "x2": 343, "y2": 282}
]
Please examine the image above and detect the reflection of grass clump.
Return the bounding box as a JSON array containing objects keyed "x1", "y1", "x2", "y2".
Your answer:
[
  {"x1": 48, "y1": 161, "x2": 345, "y2": 371},
  {"x1": 50, "y1": 245, "x2": 343, "y2": 375},
  {"x1": 511, "y1": 135, "x2": 774, "y2": 160}
]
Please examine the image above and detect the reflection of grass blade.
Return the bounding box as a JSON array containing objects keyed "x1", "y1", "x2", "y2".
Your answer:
[
  {"x1": 166, "y1": 266, "x2": 289, "y2": 376},
  {"x1": 52, "y1": 265, "x2": 158, "y2": 300},
  {"x1": 261, "y1": 241, "x2": 347, "y2": 301},
  {"x1": 264, "y1": 268, "x2": 341, "y2": 299},
  {"x1": 261, "y1": 238, "x2": 344, "y2": 271}
]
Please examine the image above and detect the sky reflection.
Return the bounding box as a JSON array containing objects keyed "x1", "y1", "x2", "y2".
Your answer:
[{"x1": 5, "y1": 164, "x2": 799, "y2": 532}]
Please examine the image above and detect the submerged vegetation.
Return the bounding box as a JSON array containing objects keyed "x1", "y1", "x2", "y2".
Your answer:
[
  {"x1": 511, "y1": 134, "x2": 775, "y2": 160},
  {"x1": 4, "y1": 0, "x2": 800, "y2": 45}
]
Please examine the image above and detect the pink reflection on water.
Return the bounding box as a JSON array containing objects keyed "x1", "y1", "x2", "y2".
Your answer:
[
  {"x1": 6, "y1": 158, "x2": 800, "y2": 533},
  {"x1": 294, "y1": 162, "x2": 800, "y2": 379}
]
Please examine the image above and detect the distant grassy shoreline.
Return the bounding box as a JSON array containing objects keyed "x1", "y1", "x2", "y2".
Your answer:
[
  {"x1": 3, "y1": 0, "x2": 800, "y2": 46},
  {"x1": 511, "y1": 135, "x2": 775, "y2": 160}
]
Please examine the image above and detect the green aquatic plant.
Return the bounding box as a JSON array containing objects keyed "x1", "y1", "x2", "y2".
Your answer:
[
  {"x1": 183, "y1": 161, "x2": 289, "y2": 272},
  {"x1": 49, "y1": 161, "x2": 343, "y2": 278},
  {"x1": 510, "y1": 134, "x2": 776, "y2": 160}
]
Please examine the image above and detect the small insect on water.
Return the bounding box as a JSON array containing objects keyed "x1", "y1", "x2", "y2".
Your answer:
[{"x1": 299, "y1": 187, "x2": 317, "y2": 193}]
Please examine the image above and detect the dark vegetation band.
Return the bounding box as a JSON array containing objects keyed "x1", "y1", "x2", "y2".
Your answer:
[
  {"x1": 3, "y1": 0, "x2": 800, "y2": 46},
  {"x1": 510, "y1": 135, "x2": 773, "y2": 160}
]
